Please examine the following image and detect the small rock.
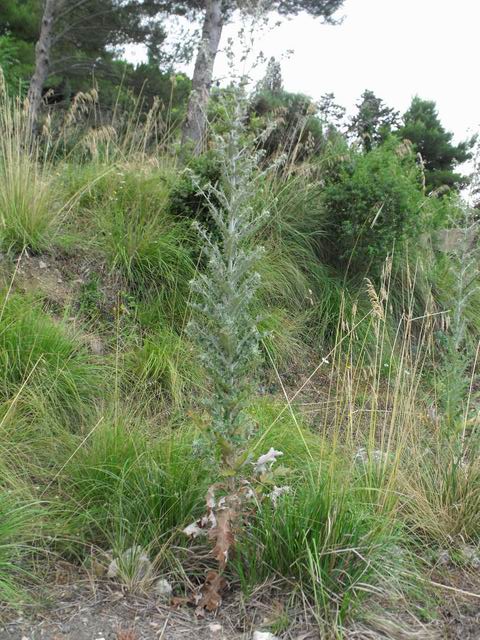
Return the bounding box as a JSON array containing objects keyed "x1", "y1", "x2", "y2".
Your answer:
[
  {"x1": 87, "y1": 335, "x2": 104, "y2": 355},
  {"x1": 209, "y1": 623, "x2": 223, "y2": 634},
  {"x1": 460, "y1": 544, "x2": 480, "y2": 568},
  {"x1": 253, "y1": 633, "x2": 279, "y2": 640},
  {"x1": 38, "y1": 261, "x2": 47, "y2": 269},
  {"x1": 107, "y1": 546, "x2": 152, "y2": 581},
  {"x1": 354, "y1": 447, "x2": 387, "y2": 465},
  {"x1": 154, "y1": 578, "x2": 173, "y2": 600},
  {"x1": 437, "y1": 549, "x2": 451, "y2": 566}
]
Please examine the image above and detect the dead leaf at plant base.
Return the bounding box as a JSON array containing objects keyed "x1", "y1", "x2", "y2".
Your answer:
[
  {"x1": 208, "y1": 506, "x2": 236, "y2": 569},
  {"x1": 194, "y1": 570, "x2": 228, "y2": 617},
  {"x1": 170, "y1": 595, "x2": 192, "y2": 608}
]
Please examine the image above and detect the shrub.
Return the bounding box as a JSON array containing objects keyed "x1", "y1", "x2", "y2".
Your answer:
[
  {"x1": 0, "y1": 37, "x2": 28, "y2": 96},
  {"x1": 168, "y1": 151, "x2": 222, "y2": 226},
  {"x1": 322, "y1": 139, "x2": 425, "y2": 277}
]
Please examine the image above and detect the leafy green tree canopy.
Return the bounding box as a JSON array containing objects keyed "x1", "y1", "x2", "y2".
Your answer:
[{"x1": 0, "y1": 0, "x2": 180, "y2": 102}]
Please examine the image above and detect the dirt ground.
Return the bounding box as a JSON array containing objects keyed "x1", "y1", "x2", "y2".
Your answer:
[
  {"x1": 1, "y1": 568, "x2": 479, "y2": 640},
  {"x1": 0, "y1": 580, "x2": 246, "y2": 640}
]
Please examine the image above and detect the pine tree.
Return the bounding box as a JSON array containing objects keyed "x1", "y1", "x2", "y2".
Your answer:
[
  {"x1": 181, "y1": 0, "x2": 346, "y2": 153},
  {"x1": 398, "y1": 96, "x2": 475, "y2": 192},
  {"x1": 349, "y1": 89, "x2": 399, "y2": 152},
  {"x1": 260, "y1": 57, "x2": 283, "y2": 94}
]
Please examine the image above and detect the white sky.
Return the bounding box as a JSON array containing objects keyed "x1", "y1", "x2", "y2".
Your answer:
[{"x1": 126, "y1": 0, "x2": 480, "y2": 143}]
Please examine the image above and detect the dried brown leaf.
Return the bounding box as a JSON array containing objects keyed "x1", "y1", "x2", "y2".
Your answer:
[
  {"x1": 170, "y1": 595, "x2": 192, "y2": 608},
  {"x1": 195, "y1": 571, "x2": 228, "y2": 617},
  {"x1": 208, "y1": 506, "x2": 235, "y2": 569},
  {"x1": 116, "y1": 628, "x2": 138, "y2": 640}
]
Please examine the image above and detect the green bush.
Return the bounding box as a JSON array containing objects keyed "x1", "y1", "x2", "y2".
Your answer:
[
  {"x1": 0, "y1": 35, "x2": 29, "y2": 96},
  {"x1": 168, "y1": 151, "x2": 222, "y2": 226},
  {"x1": 322, "y1": 139, "x2": 425, "y2": 277}
]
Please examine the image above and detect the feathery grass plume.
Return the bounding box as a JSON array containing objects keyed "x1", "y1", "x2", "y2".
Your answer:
[
  {"x1": 57, "y1": 85, "x2": 177, "y2": 163},
  {"x1": 365, "y1": 277, "x2": 385, "y2": 321},
  {"x1": 187, "y1": 91, "x2": 270, "y2": 462},
  {"x1": 0, "y1": 90, "x2": 59, "y2": 253}
]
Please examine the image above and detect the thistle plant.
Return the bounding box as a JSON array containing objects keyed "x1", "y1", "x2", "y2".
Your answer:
[
  {"x1": 436, "y1": 202, "x2": 480, "y2": 438},
  {"x1": 187, "y1": 94, "x2": 268, "y2": 466},
  {"x1": 182, "y1": 96, "x2": 292, "y2": 614}
]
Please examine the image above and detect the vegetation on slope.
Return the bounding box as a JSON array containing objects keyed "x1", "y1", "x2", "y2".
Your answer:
[{"x1": 0, "y1": 67, "x2": 478, "y2": 637}]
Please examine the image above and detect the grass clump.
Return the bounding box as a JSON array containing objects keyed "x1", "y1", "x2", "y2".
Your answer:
[
  {"x1": 0, "y1": 293, "x2": 104, "y2": 425},
  {"x1": 401, "y1": 442, "x2": 480, "y2": 545},
  {"x1": 0, "y1": 490, "x2": 38, "y2": 604},
  {"x1": 63, "y1": 420, "x2": 210, "y2": 570},
  {"x1": 124, "y1": 324, "x2": 197, "y2": 408},
  {"x1": 234, "y1": 469, "x2": 401, "y2": 629},
  {"x1": 91, "y1": 165, "x2": 194, "y2": 295},
  {"x1": 0, "y1": 94, "x2": 62, "y2": 253}
]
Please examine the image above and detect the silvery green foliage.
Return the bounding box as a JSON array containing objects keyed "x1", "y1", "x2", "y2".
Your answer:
[
  {"x1": 438, "y1": 205, "x2": 480, "y2": 432},
  {"x1": 187, "y1": 103, "x2": 269, "y2": 450}
]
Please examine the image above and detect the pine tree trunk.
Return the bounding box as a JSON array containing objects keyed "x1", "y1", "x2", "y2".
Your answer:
[
  {"x1": 27, "y1": 0, "x2": 57, "y2": 133},
  {"x1": 181, "y1": 0, "x2": 223, "y2": 155}
]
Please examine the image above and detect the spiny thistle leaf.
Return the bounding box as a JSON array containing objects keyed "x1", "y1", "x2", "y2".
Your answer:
[{"x1": 187, "y1": 96, "x2": 270, "y2": 457}]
